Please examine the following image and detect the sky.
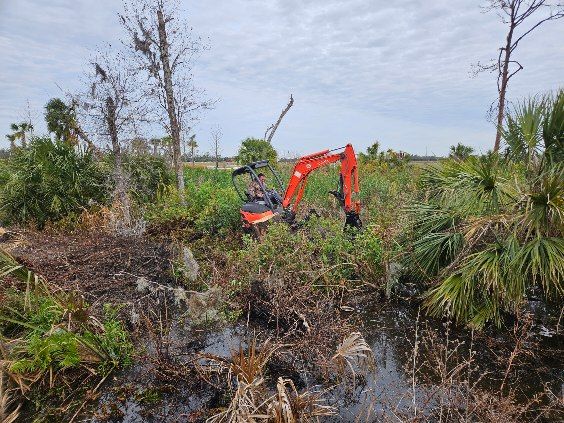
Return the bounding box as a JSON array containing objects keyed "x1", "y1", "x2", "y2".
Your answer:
[{"x1": 0, "y1": 0, "x2": 563, "y2": 157}]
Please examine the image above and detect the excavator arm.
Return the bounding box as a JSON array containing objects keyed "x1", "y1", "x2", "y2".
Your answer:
[{"x1": 282, "y1": 144, "x2": 361, "y2": 228}]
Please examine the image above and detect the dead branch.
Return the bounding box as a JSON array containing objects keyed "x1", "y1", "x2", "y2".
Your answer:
[{"x1": 265, "y1": 94, "x2": 294, "y2": 143}]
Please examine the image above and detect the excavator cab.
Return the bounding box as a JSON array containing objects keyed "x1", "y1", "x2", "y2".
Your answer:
[{"x1": 231, "y1": 160, "x2": 287, "y2": 233}]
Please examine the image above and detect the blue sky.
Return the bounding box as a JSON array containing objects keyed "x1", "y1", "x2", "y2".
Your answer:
[{"x1": 0, "y1": 0, "x2": 563, "y2": 156}]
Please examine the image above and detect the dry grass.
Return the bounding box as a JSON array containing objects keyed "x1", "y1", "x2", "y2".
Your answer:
[
  {"x1": 0, "y1": 363, "x2": 21, "y2": 423},
  {"x1": 207, "y1": 377, "x2": 269, "y2": 423},
  {"x1": 268, "y1": 377, "x2": 335, "y2": 422},
  {"x1": 202, "y1": 336, "x2": 339, "y2": 423},
  {"x1": 382, "y1": 318, "x2": 562, "y2": 423}
]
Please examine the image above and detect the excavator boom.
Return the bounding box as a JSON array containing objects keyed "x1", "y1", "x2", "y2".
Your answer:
[{"x1": 282, "y1": 143, "x2": 361, "y2": 228}]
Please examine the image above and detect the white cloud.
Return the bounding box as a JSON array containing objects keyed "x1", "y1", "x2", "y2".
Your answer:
[{"x1": 0, "y1": 0, "x2": 562, "y2": 155}]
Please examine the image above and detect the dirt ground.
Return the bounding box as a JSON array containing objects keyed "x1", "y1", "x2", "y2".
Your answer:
[{"x1": 1, "y1": 228, "x2": 175, "y2": 304}]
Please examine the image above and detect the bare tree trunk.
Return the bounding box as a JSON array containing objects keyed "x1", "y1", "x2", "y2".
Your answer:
[
  {"x1": 156, "y1": 9, "x2": 185, "y2": 203},
  {"x1": 76, "y1": 126, "x2": 97, "y2": 153},
  {"x1": 211, "y1": 126, "x2": 222, "y2": 170},
  {"x1": 106, "y1": 96, "x2": 131, "y2": 226},
  {"x1": 483, "y1": 0, "x2": 563, "y2": 153},
  {"x1": 494, "y1": 25, "x2": 515, "y2": 153},
  {"x1": 265, "y1": 94, "x2": 294, "y2": 143}
]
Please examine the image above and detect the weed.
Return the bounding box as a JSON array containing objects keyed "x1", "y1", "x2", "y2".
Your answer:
[{"x1": 0, "y1": 250, "x2": 133, "y2": 419}]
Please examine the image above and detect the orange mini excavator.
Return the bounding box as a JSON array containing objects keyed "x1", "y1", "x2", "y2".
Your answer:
[{"x1": 231, "y1": 144, "x2": 362, "y2": 235}]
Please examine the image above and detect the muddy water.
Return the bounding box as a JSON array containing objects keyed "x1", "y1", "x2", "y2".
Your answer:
[
  {"x1": 96, "y1": 301, "x2": 563, "y2": 422},
  {"x1": 331, "y1": 300, "x2": 563, "y2": 420}
]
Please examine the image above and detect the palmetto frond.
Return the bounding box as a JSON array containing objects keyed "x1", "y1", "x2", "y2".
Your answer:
[
  {"x1": 419, "y1": 154, "x2": 510, "y2": 216},
  {"x1": 424, "y1": 237, "x2": 518, "y2": 328},
  {"x1": 412, "y1": 231, "x2": 464, "y2": 277},
  {"x1": 514, "y1": 165, "x2": 564, "y2": 238},
  {"x1": 542, "y1": 89, "x2": 564, "y2": 165},
  {"x1": 413, "y1": 92, "x2": 563, "y2": 329},
  {"x1": 331, "y1": 332, "x2": 374, "y2": 384},
  {"x1": 512, "y1": 237, "x2": 564, "y2": 299},
  {"x1": 268, "y1": 378, "x2": 335, "y2": 422},
  {"x1": 503, "y1": 96, "x2": 546, "y2": 165}
]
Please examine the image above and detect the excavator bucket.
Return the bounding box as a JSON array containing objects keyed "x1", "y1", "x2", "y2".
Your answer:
[{"x1": 345, "y1": 211, "x2": 362, "y2": 230}]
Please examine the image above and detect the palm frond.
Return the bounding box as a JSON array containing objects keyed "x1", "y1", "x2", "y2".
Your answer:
[
  {"x1": 503, "y1": 96, "x2": 546, "y2": 165},
  {"x1": 542, "y1": 89, "x2": 564, "y2": 165},
  {"x1": 512, "y1": 237, "x2": 564, "y2": 299},
  {"x1": 206, "y1": 377, "x2": 268, "y2": 423},
  {"x1": 268, "y1": 378, "x2": 335, "y2": 422},
  {"x1": 331, "y1": 332, "x2": 374, "y2": 384}
]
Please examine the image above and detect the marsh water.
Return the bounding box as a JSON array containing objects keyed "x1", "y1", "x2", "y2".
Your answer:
[{"x1": 96, "y1": 300, "x2": 563, "y2": 422}]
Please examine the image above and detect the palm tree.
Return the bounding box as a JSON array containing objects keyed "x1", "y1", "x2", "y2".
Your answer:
[
  {"x1": 6, "y1": 122, "x2": 33, "y2": 149},
  {"x1": 449, "y1": 142, "x2": 474, "y2": 160},
  {"x1": 44, "y1": 98, "x2": 89, "y2": 147},
  {"x1": 187, "y1": 135, "x2": 198, "y2": 166}
]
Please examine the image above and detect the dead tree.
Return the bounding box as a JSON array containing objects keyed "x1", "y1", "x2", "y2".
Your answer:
[
  {"x1": 478, "y1": 1, "x2": 563, "y2": 152},
  {"x1": 264, "y1": 94, "x2": 294, "y2": 143},
  {"x1": 119, "y1": 0, "x2": 214, "y2": 203},
  {"x1": 78, "y1": 49, "x2": 144, "y2": 228},
  {"x1": 210, "y1": 125, "x2": 223, "y2": 169}
]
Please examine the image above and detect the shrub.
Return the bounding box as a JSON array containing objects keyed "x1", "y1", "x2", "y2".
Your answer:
[
  {"x1": 407, "y1": 93, "x2": 564, "y2": 328},
  {"x1": 231, "y1": 218, "x2": 384, "y2": 291},
  {"x1": 0, "y1": 251, "x2": 133, "y2": 378},
  {"x1": 112, "y1": 153, "x2": 174, "y2": 203},
  {"x1": 236, "y1": 137, "x2": 278, "y2": 165},
  {"x1": 0, "y1": 137, "x2": 107, "y2": 226},
  {"x1": 449, "y1": 142, "x2": 474, "y2": 160},
  {"x1": 146, "y1": 180, "x2": 241, "y2": 237}
]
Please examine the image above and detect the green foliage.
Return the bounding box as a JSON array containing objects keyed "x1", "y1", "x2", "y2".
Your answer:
[
  {"x1": 236, "y1": 137, "x2": 278, "y2": 165},
  {"x1": 2, "y1": 291, "x2": 133, "y2": 374},
  {"x1": 104, "y1": 152, "x2": 174, "y2": 203},
  {"x1": 145, "y1": 167, "x2": 240, "y2": 236},
  {"x1": 362, "y1": 141, "x2": 380, "y2": 160},
  {"x1": 503, "y1": 90, "x2": 564, "y2": 169},
  {"x1": 6, "y1": 122, "x2": 33, "y2": 149},
  {"x1": 359, "y1": 146, "x2": 410, "y2": 169},
  {"x1": 231, "y1": 219, "x2": 384, "y2": 289},
  {"x1": 44, "y1": 98, "x2": 79, "y2": 145},
  {"x1": 420, "y1": 153, "x2": 511, "y2": 216},
  {"x1": 1, "y1": 299, "x2": 131, "y2": 377},
  {"x1": 0, "y1": 251, "x2": 133, "y2": 377},
  {"x1": 85, "y1": 304, "x2": 134, "y2": 370},
  {"x1": 449, "y1": 142, "x2": 474, "y2": 160},
  {"x1": 191, "y1": 183, "x2": 241, "y2": 235},
  {"x1": 0, "y1": 137, "x2": 108, "y2": 226},
  {"x1": 542, "y1": 90, "x2": 564, "y2": 165},
  {"x1": 408, "y1": 94, "x2": 564, "y2": 328}
]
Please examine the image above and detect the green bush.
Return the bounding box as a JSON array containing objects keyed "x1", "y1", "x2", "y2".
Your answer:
[
  {"x1": 0, "y1": 137, "x2": 108, "y2": 226},
  {"x1": 230, "y1": 218, "x2": 384, "y2": 289},
  {"x1": 1, "y1": 290, "x2": 133, "y2": 375},
  {"x1": 146, "y1": 178, "x2": 241, "y2": 236},
  {"x1": 236, "y1": 137, "x2": 278, "y2": 165},
  {"x1": 407, "y1": 94, "x2": 563, "y2": 328},
  {"x1": 121, "y1": 153, "x2": 174, "y2": 203}
]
